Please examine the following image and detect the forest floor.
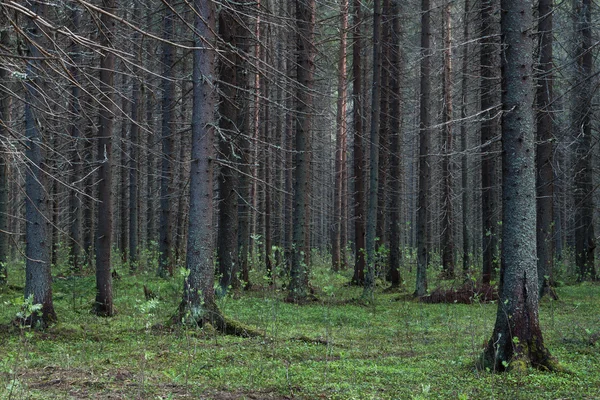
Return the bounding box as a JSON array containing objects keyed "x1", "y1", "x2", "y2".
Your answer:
[{"x1": 0, "y1": 258, "x2": 599, "y2": 399}]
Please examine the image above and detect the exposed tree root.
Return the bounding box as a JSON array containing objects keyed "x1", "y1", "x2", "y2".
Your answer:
[
  {"x1": 173, "y1": 302, "x2": 264, "y2": 338},
  {"x1": 420, "y1": 283, "x2": 498, "y2": 304}
]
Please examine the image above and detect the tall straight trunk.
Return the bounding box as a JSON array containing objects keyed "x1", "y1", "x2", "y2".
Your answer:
[
  {"x1": 415, "y1": 0, "x2": 431, "y2": 297},
  {"x1": 24, "y1": 1, "x2": 57, "y2": 325},
  {"x1": 364, "y1": 0, "x2": 382, "y2": 299},
  {"x1": 0, "y1": 28, "x2": 10, "y2": 284},
  {"x1": 388, "y1": 0, "x2": 403, "y2": 287},
  {"x1": 332, "y1": 0, "x2": 349, "y2": 272},
  {"x1": 377, "y1": 0, "x2": 391, "y2": 248},
  {"x1": 480, "y1": 0, "x2": 500, "y2": 286},
  {"x1": 217, "y1": 1, "x2": 241, "y2": 294},
  {"x1": 460, "y1": 0, "x2": 471, "y2": 273},
  {"x1": 83, "y1": 121, "x2": 94, "y2": 267},
  {"x1": 351, "y1": 0, "x2": 366, "y2": 285},
  {"x1": 68, "y1": 6, "x2": 83, "y2": 273},
  {"x1": 119, "y1": 72, "x2": 129, "y2": 264},
  {"x1": 574, "y1": 0, "x2": 596, "y2": 281},
  {"x1": 283, "y1": 0, "x2": 295, "y2": 273},
  {"x1": 481, "y1": 0, "x2": 559, "y2": 371},
  {"x1": 536, "y1": 0, "x2": 555, "y2": 294},
  {"x1": 95, "y1": 0, "x2": 116, "y2": 317},
  {"x1": 128, "y1": 1, "x2": 142, "y2": 272},
  {"x1": 158, "y1": 0, "x2": 176, "y2": 278},
  {"x1": 179, "y1": 0, "x2": 219, "y2": 322},
  {"x1": 263, "y1": 67, "x2": 273, "y2": 280},
  {"x1": 288, "y1": 0, "x2": 316, "y2": 302},
  {"x1": 441, "y1": 0, "x2": 455, "y2": 278}
]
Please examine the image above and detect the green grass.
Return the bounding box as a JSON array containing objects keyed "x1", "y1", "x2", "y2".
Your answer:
[{"x1": 0, "y1": 260, "x2": 599, "y2": 399}]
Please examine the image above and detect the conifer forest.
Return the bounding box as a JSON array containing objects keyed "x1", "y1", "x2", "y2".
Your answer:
[{"x1": 0, "y1": 0, "x2": 599, "y2": 398}]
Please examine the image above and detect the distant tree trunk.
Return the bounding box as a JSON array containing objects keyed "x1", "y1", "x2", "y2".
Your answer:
[
  {"x1": 0, "y1": 28, "x2": 10, "y2": 285},
  {"x1": 95, "y1": 0, "x2": 116, "y2": 317},
  {"x1": 441, "y1": 0, "x2": 455, "y2": 278},
  {"x1": 574, "y1": 0, "x2": 597, "y2": 281},
  {"x1": 217, "y1": 0, "x2": 241, "y2": 295},
  {"x1": 68, "y1": 6, "x2": 83, "y2": 273},
  {"x1": 364, "y1": 0, "x2": 382, "y2": 299},
  {"x1": 24, "y1": 1, "x2": 57, "y2": 325},
  {"x1": 158, "y1": 0, "x2": 176, "y2": 278},
  {"x1": 415, "y1": 0, "x2": 431, "y2": 297},
  {"x1": 119, "y1": 72, "x2": 129, "y2": 265},
  {"x1": 536, "y1": 0, "x2": 555, "y2": 295},
  {"x1": 480, "y1": 0, "x2": 500, "y2": 286},
  {"x1": 351, "y1": 0, "x2": 366, "y2": 285},
  {"x1": 460, "y1": 0, "x2": 471, "y2": 274},
  {"x1": 287, "y1": 0, "x2": 315, "y2": 302},
  {"x1": 481, "y1": 0, "x2": 560, "y2": 371},
  {"x1": 388, "y1": 0, "x2": 403, "y2": 287},
  {"x1": 332, "y1": 0, "x2": 349, "y2": 272},
  {"x1": 178, "y1": 0, "x2": 219, "y2": 323},
  {"x1": 128, "y1": 1, "x2": 142, "y2": 272}
]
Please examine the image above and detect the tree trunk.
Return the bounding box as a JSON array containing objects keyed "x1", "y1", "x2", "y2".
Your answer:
[
  {"x1": 460, "y1": 0, "x2": 471, "y2": 274},
  {"x1": 415, "y1": 0, "x2": 431, "y2": 297},
  {"x1": 481, "y1": 0, "x2": 559, "y2": 371},
  {"x1": 287, "y1": 0, "x2": 315, "y2": 302},
  {"x1": 574, "y1": 0, "x2": 597, "y2": 281},
  {"x1": 364, "y1": 0, "x2": 382, "y2": 299},
  {"x1": 388, "y1": 0, "x2": 403, "y2": 288},
  {"x1": 95, "y1": 0, "x2": 116, "y2": 317},
  {"x1": 0, "y1": 28, "x2": 10, "y2": 284},
  {"x1": 179, "y1": 0, "x2": 220, "y2": 323},
  {"x1": 216, "y1": 1, "x2": 241, "y2": 295},
  {"x1": 158, "y1": 0, "x2": 176, "y2": 278},
  {"x1": 24, "y1": 1, "x2": 57, "y2": 325},
  {"x1": 351, "y1": 0, "x2": 366, "y2": 285},
  {"x1": 536, "y1": 0, "x2": 555, "y2": 295},
  {"x1": 480, "y1": 0, "x2": 501, "y2": 286},
  {"x1": 332, "y1": 0, "x2": 349, "y2": 272},
  {"x1": 441, "y1": 0, "x2": 455, "y2": 278}
]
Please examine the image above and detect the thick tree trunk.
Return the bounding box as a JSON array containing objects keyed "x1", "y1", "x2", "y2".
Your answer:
[
  {"x1": 388, "y1": 0, "x2": 403, "y2": 287},
  {"x1": 441, "y1": 0, "x2": 455, "y2": 278},
  {"x1": 179, "y1": 0, "x2": 219, "y2": 323},
  {"x1": 351, "y1": 0, "x2": 366, "y2": 285},
  {"x1": 332, "y1": 0, "x2": 349, "y2": 272},
  {"x1": 415, "y1": 0, "x2": 431, "y2": 297},
  {"x1": 364, "y1": 0, "x2": 382, "y2": 299},
  {"x1": 481, "y1": 0, "x2": 559, "y2": 372},
  {"x1": 24, "y1": 1, "x2": 57, "y2": 325},
  {"x1": 480, "y1": 0, "x2": 501, "y2": 286},
  {"x1": 158, "y1": 0, "x2": 176, "y2": 278},
  {"x1": 536, "y1": 0, "x2": 555, "y2": 295},
  {"x1": 574, "y1": 0, "x2": 597, "y2": 281},
  {"x1": 95, "y1": 0, "x2": 116, "y2": 317},
  {"x1": 460, "y1": 0, "x2": 471, "y2": 274},
  {"x1": 287, "y1": 0, "x2": 315, "y2": 302}
]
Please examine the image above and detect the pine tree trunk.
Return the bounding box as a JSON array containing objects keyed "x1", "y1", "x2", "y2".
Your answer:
[
  {"x1": 460, "y1": 0, "x2": 471, "y2": 274},
  {"x1": 0, "y1": 28, "x2": 10, "y2": 284}
]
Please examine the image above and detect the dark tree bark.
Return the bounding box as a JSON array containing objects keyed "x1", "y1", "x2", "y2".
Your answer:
[
  {"x1": 440, "y1": 0, "x2": 455, "y2": 279},
  {"x1": 480, "y1": 0, "x2": 501, "y2": 286},
  {"x1": 68, "y1": 6, "x2": 83, "y2": 273},
  {"x1": 415, "y1": 0, "x2": 431, "y2": 297},
  {"x1": 287, "y1": 0, "x2": 315, "y2": 302},
  {"x1": 216, "y1": 1, "x2": 241, "y2": 295},
  {"x1": 351, "y1": 0, "x2": 366, "y2": 285},
  {"x1": 332, "y1": 0, "x2": 349, "y2": 272},
  {"x1": 95, "y1": 0, "x2": 116, "y2": 317},
  {"x1": 128, "y1": 1, "x2": 142, "y2": 272},
  {"x1": 573, "y1": 0, "x2": 597, "y2": 281},
  {"x1": 23, "y1": 1, "x2": 57, "y2": 325},
  {"x1": 387, "y1": 0, "x2": 403, "y2": 288},
  {"x1": 536, "y1": 0, "x2": 555, "y2": 295},
  {"x1": 364, "y1": 0, "x2": 382, "y2": 299},
  {"x1": 119, "y1": 72, "x2": 129, "y2": 265},
  {"x1": 158, "y1": 0, "x2": 176, "y2": 278},
  {"x1": 460, "y1": 0, "x2": 471, "y2": 274},
  {"x1": 179, "y1": 0, "x2": 219, "y2": 323},
  {"x1": 481, "y1": 0, "x2": 559, "y2": 372},
  {"x1": 0, "y1": 28, "x2": 9, "y2": 285}
]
